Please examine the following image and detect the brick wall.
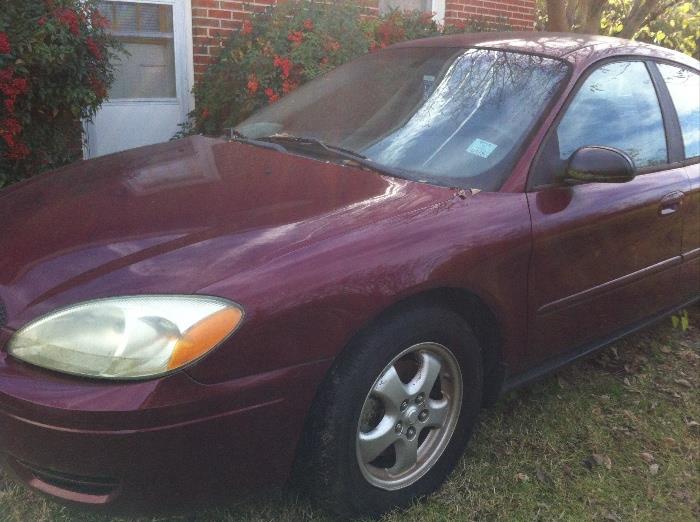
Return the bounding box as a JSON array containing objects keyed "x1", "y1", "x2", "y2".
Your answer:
[
  {"x1": 191, "y1": 0, "x2": 535, "y2": 81},
  {"x1": 192, "y1": 0, "x2": 285, "y2": 78},
  {"x1": 445, "y1": 1, "x2": 535, "y2": 30}
]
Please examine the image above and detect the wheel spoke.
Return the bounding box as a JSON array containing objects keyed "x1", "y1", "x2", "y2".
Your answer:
[
  {"x1": 406, "y1": 351, "x2": 442, "y2": 397},
  {"x1": 358, "y1": 417, "x2": 401, "y2": 464},
  {"x1": 389, "y1": 437, "x2": 419, "y2": 476},
  {"x1": 372, "y1": 365, "x2": 408, "y2": 413},
  {"x1": 425, "y1": 398, "x2": 449, "y2": 429}
]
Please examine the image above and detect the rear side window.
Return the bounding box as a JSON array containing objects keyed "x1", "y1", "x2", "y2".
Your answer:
[
  {"x1": 557, "y1": 61, "x2": 668, "y2": 168},
  {"x1": 657, "y1": 63, "x2": 700, "y2": 159}
]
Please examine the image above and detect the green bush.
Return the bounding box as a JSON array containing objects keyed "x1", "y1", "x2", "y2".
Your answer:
[
  {"x1": 190, "y1": 1, "x2": 509, "y2": 137},
  {"x1": 0, "y1": 0, "x2": 119, "y2": 187}
]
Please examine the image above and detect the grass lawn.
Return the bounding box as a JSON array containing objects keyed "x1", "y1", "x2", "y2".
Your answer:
[{"x1": 1, "y1": 306, "x2": 698, "y2": 522}]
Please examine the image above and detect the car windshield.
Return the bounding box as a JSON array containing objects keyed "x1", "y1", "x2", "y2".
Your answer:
[{"x1": 236, "y1": 47, "x2": 570, "y2": 191}]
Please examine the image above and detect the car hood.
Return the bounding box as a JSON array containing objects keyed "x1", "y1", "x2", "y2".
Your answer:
[{"x1": 0, "y1": 135, "x2": 454, "y2": 328}]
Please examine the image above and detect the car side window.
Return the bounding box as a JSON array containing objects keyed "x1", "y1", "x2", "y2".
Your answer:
[
  {"x1": 657, "y1": 63, "x2": 700, "y2": 160},
  {"x1": 532, "y1": 61, "x2": 668, "y2": 187}
]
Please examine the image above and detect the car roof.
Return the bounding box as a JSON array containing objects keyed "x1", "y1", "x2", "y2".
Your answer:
[{"x1": 391, "y1": 31, "x2": 699, "y2": 70}]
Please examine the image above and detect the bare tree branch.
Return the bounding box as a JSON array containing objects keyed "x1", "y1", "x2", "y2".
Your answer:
[
  {"x1": 639, "y1": 0, "x2": 686, "y2": 29},
  {"x1": 542, "y1": 0, "x2": 687, "y2": 39},
  {"x1": 618, "y1": 0, "x2": 684, "y2": 38}
]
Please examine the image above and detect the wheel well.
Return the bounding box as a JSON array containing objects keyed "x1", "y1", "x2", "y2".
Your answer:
[
  {"x1": 369, "y1": 288, "x2": 505, "y2": 405},
  {"x1": 291, "y1": 287, "x2": 505, "y2": 483}
]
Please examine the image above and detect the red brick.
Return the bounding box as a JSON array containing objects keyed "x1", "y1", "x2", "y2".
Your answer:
[
  {"x1": 208, "y1": 9, "x2": 232, "y2": 19},
  {"x1": 219, "y1": 1, "x2": 243, "y2": 9},
  {"x1": 210, "y1": 28, "x2": 234, "y2": 38},
  {"x1": 193, "y1": 17, "x2": 221, "y2": 28},
  {"x1": 195, "y1": 55, "x2": 218, "y2": 65},
  {"x1": 193, "y1": 36, "x2": 215, "y2": 46},
  {"x1": 220, "y1": 19, "x2": 241, "y2": 29},
  {"x1": 192, "y1": 0, "x2": 219, "y2": 8},
  {"x1": 194, "y1": 63, "x2": 210, "y2": 74}
]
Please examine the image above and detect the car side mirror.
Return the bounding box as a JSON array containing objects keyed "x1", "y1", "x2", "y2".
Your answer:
[{"x1": 564, "y1": 146, "x2": 636, "y2": 184}]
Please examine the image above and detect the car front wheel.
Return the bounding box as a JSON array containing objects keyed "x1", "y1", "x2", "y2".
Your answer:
[{"x1": 299, "y1": 304, "x2": 483, "y2": 518}]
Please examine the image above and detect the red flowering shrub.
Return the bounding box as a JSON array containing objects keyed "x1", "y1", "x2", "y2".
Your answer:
[
  {"x1": 0, "y1": 0, "x2": 119, "y2": 187},
  {"x1": 191, "y1": 1, "x2": 374, "y2": 135},
  {"x1": 190, "y1": 1, "x2": 510, "y2": 137},
  {"x1": 0, "y1": 33, "x2": 10, "y2": 55}
]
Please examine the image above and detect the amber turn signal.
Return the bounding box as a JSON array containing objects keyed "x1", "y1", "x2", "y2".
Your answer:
[{"x1": 168, "y1": 307, "x2": 243, "y2": 370}]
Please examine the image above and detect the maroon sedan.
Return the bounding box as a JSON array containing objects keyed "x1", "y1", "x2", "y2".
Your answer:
[{"x1": 0, "y1": 33, "x2": 698, "y2": 517}]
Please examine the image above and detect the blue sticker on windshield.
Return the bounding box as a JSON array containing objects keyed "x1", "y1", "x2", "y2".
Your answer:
[{"x1": 467, "y1": 138, "x2": 497, "y2": 158}]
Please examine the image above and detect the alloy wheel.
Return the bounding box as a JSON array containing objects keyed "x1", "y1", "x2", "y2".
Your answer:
[{"x1": 356, "y1": 342, "x2": 463, "y2": 490}]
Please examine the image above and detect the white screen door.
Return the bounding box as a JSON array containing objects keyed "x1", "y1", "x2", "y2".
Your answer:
[{"x1": 85, "y1": 0, "x2": 193, "y2": 158}]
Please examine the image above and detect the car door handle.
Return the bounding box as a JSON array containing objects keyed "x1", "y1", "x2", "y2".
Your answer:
[{"x1": 659, "y1": 191, "x2": 684, "y2": 216}]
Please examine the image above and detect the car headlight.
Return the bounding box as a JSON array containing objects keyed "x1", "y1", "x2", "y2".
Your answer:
[{"x1": 7, "y1": 295, "x2": 243, "y2": 380}]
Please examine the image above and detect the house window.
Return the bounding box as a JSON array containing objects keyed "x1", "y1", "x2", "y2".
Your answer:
[
  {"x1": 98, "y1": 1, "x2": 176, "y2": 99},
  {"x1": 379, "y1": 0, "x2": 445, "y2": 22}
]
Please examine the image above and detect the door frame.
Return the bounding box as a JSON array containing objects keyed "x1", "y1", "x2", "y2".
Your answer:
[
  {"x1": 83, "y1": 0, "x2": 194, "y2": 158},
  {"x1": 431, "y1": 0, "x2": 445, "y2": 24}
]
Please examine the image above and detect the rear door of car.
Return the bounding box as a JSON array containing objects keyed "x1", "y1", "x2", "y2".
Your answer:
[
  {"x1": 654, "y1": 61, "x2": 700, "y2": 303},
  {"x1": 525, "y1": 58, "x2": 691, "y2": 365}
]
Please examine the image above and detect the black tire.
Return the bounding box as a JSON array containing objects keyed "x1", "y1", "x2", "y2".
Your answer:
[{"x1": 297, "y1": 303, "x2": 483, "y2": 519}]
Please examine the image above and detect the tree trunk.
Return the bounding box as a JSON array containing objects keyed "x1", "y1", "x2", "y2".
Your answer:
[
  {"x1": 546, "y1": 0, "x2": 569, "y2": 31},
  {"x1": 580, "y1": 0, "x2": 607, "y2": 34},
  {"x1": 565, "y1": 0, "x2": 579, "y2": 29}
]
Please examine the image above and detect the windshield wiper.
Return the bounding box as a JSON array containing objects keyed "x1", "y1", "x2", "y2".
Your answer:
[
  {"x1": 226, "y1": 131, "x2": 412, "y2": 181},
  {"x1": 259, "y1": 134, "x2": 368, "y2": 160},
  {"x1": 256, "y1": 134, "x2": 412, "y2": 180},
  {"x1": 225, "y1": 128, "x2": 288, "y2": 153}
]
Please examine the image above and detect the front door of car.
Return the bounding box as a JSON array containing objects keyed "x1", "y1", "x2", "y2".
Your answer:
[{"x1": 525, "y1": 59, "x2": 689, "y2": 364}]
